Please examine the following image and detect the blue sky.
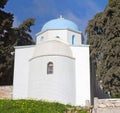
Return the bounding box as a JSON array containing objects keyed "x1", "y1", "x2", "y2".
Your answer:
[{"x1": 5, "y1": 0, "x2": 108, "y2": 41}]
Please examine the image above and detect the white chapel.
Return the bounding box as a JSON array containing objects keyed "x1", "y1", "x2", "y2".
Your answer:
[{"x1": 13, "y1": 16, "x2": 95, "y2": 106}]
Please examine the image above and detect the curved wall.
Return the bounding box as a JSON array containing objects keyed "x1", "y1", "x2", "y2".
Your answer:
[
  {"x1": 33, "y1": 40, "x2": 73, "y2": 58},
  {"x1": 28, "y1": 55, "x2": 75, "y2": 105}
]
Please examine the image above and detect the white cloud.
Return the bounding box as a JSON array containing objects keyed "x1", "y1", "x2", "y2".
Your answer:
[
  {"x1": 63, "y1": 11, "x2": 88, "y2": 31},
  {"x1": 74, "y1": 0, "x2": 101, "y2": 13},
  {"x1": 86, "y1": 0, "x2": 101, "y2": 12},
  {"x1": 63, "y1": 12, "x2": 81, "y2": 25},
  {"x1": 32, "y1": 0, "x2": 58, "y2": 16}
]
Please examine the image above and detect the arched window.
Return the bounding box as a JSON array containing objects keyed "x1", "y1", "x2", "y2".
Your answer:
[
  {"x1": 47, "y1": 62, "x2": 53, "y2": 74},
  {"x1": 56, "y1": 36, "x2": 60, "y2": 38},
  {"x1": 40, "y1": 36, "x2": 44, "y2": 42},
  {"x1": 72, "y1": 35, "x2": 75, "y2": 45}
]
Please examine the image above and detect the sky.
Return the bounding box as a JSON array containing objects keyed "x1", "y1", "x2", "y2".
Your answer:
[{"x1": 5, "y1": 0, "x2": 108, "y2": 42}]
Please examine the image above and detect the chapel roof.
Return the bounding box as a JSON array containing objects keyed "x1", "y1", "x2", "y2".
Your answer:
[{"x1": 41, "y1": 16, "x2": 79, "y2": 32}]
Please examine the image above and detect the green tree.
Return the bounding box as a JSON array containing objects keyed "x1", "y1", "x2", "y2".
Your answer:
[
  {"x1": 86, "y1": 0, "x2": 120, "y2": 97},
  {"x1": 0, "y1": 0, "x2": 35, "y2": 85}
]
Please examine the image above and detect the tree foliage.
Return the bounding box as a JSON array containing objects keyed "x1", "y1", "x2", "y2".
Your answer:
[
  {"x1": 0, "y1": 0, "x2": 35, "y2": 85},
  {"x1": 86, "y1": 0, "x2": 120, "y2": 97}
]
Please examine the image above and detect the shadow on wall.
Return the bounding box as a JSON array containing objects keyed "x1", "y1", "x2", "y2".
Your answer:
[{"x1": 90, "y1": 57, "x2": 109, "y2": 105}]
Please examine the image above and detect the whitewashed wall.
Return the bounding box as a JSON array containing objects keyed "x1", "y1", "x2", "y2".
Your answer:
[
  {"x1": 13, "y1": 46, "x2": 35, "y2": 99},
  {"x1": 67, "y1": 30, "x2": 82, "y2": 45},
  {"x1": 13, "y1": 29, "x2": 91, "y2": 106},
  {"x1": 36, "y1": 29, "x2": 82, "y2": 45},
  {"x1": 28, "y1": 56, "x2": 76, "y2": 105},
  {"x1": 71, "y1": 45, "x2": 91, "y2": 106},
  {"x1": 36, "y1": 30, "x2": 67, "y2": 44}
]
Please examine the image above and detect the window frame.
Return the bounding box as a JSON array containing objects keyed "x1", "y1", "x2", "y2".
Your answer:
[{"x1": 47, "y1": 62, "x2": 53, "y2": 74}]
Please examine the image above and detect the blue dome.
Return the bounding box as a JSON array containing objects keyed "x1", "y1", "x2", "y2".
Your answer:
[{"x1": 41, "y1": 18, "x2": 79, "y2": 32}]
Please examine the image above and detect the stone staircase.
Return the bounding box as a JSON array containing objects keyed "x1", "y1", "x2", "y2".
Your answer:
[{"x1": 92, "y1": 98, "x2": 120, "y2": 113}]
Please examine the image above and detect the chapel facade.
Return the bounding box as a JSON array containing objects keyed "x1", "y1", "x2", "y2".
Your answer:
[{"x1": 13, "y1": 17, "x2": 93, "y2": 106}]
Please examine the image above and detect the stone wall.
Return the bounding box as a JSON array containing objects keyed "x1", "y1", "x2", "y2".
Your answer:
[
  {"x1": 0, "y1": 86, "x2": 13, "y2": 99},
  {"x1": 93, "y1": 98, "x2": 120, "y2": 113}
]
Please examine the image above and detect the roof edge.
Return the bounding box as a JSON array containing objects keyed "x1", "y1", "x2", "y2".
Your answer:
[{"x1": 14, "y1": 45, "x2": 35, "y2": 49}]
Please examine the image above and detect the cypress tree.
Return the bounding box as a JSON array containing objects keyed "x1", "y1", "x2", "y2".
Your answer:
[
  {"x1": 86, "y1": 0, "x2": 120, "y2": 97},
  {"x1": 0, "y1": 0, "x2": 35, "y2": 85}
]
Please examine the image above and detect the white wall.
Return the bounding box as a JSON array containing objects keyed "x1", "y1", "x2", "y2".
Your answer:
[
  {"x1": 67, "y1": 30, "x2": 82, "y2": 45},
  {"x1": 13, "y1": 46, "x2": 35, "y2": 99},
  {"x1": 36, "y1": 29, "x2": 82, "y2": 46},
  {"x1": 13, "y1": 44, "x2": 91, "y2": 106},
  {"x1": 36, "y1": 30, "x2": 67, "y2": 44},
  {"x1": 28, "y1": 56, "x2": 76, "y2": 105},
  {"x1": 71, "y1": 45, "x2": 91, "y2": 106},
  {"x1": 13, "y1": 31, "x2": 91, "y2": 106},
  {"x1": 36, "y1": 31, "x2": 48, "y2": 45}
]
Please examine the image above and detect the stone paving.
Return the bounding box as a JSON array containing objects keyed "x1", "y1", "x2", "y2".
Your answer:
[
  {"x1": 92, "y1": 98, "x2": 120, "y2": 113},
  {"x1": 0, "y1": 86, "x2": 13, "y2": 99}
]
